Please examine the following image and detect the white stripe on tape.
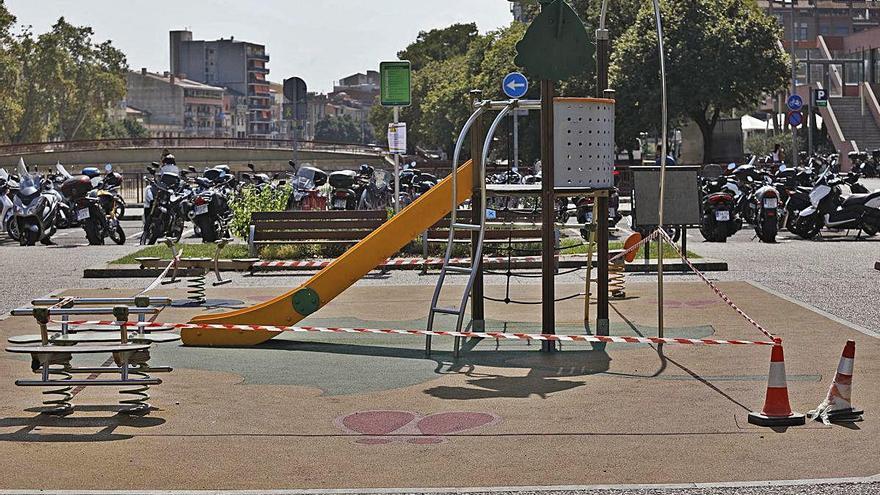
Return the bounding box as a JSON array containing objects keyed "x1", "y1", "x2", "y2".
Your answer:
[{"x1": 837, "y1": 356, "x2": 854, "y2": 375}]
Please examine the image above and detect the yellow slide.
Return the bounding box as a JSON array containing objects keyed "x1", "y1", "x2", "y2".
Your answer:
[{"x1": 183, "y1": 160, "x2": 474, "y2": 346}]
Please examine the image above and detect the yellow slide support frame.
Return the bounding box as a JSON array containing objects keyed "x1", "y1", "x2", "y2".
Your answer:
[{"x1": 183, "y1": 161, "x2": 474, "y2": 346}]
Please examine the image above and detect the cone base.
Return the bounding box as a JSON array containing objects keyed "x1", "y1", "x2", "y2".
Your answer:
[
  {"x1": 815, "y1": 408, "x2": 864, "y2": 423},
  {"x1": 748, "y1": 411, "x2": 806, "y2": 427}
]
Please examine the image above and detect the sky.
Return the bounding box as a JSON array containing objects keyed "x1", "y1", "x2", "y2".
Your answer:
[{"x1": 5, "y1": 0, "x2": 513, "y2": 93}]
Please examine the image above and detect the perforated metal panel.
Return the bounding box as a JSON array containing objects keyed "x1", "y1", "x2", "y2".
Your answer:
[{"x1": 553, "y1": 98, "x2": 615, "y2": 190}]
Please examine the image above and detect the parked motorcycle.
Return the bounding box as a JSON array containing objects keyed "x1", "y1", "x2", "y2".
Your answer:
[
  {"x1": 12, "y1": 159, "x2": 60, "y2": 246},
  {"x1": 287, "y1": 161, "x2": 328, "y2": 211},
  {"x1": 192, "y1": 166, "x2": 234, "y2": 243},
  {"x1": 60, "y1": 164, "x2": 126, "y2": 245},
  {"x1": 141, "y1": 157, "x2": 189, "y2": 245}
]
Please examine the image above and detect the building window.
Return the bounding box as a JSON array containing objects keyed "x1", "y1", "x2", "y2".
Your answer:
[{"x1": 795, "y1": 22, "x2": 809, "y2": 41}]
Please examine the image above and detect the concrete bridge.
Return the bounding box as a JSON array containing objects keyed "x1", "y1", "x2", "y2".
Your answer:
[{"x1": 0, "y1": 137, "x2": 385, "y2": 172}]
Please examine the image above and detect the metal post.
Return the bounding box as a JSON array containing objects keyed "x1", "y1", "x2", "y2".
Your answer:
[
  {"x1": 393, "y1": 106, "x2": 401, "y2": 214},
  {"x1": 596, "y1": 27, "x2": 611, "y2": 337},
  {"x1": 808, "y1": 51, "x2": 814, "y2": 156},
  {"x1": 653, "y1": 0, "x2": 668, "y2": 339},
  {"x1": 513, "y1": 110, "x2": 520, "y2": 171},
  {"x1": 540, "y1": 80, "x2": 556, "y2": 351},
  {"x1": 790, "y1": 0, "x2": 799, "y2": 168},
  {"x1": 471, "y1": 94, "x2": 485, "y2": 329}
]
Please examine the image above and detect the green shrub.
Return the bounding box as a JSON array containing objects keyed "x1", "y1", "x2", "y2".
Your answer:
[{"x1": 228, "y1": 185, "x2": 292, "y2": 238}]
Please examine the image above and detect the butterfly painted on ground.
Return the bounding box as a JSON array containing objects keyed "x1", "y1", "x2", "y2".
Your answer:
[{"x1": 335, "y1": 410, "x2": 500, "y2": 445}]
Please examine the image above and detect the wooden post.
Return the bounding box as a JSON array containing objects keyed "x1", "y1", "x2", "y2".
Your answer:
[
  {"x1": 540, "y1": 80, "x2": 556, "y2": 351},
  {"x1": 596, "y1": 31, "x2": 611, "y2": 337},
  {"x1": 471, "y1": 93, "x2": 485, "y2": 330}
]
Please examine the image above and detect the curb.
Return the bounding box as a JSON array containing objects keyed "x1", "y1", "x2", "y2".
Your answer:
[{"x1": 83, "y1": 258, "x2": 726, "y2": 278}]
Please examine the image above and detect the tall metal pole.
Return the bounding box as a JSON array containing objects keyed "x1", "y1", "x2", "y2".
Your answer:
[
  {"x1": 790, "y1": 0, "x2": 799, "y2": 168},
  {"x1": 540, "y1": 80, "x2": 556, "y2": 351},
  {"x1": 652, "y1": 0, "x2": 668, "y2": 339},
  {"x1": 393, "y1": 106, "x2": 400, "y2": 213},
  {"x1": 595, "y1": 26, "x2": 611, "y2": 337}
]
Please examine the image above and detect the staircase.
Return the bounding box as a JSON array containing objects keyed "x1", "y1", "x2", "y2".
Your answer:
[{"x1": 829, "y1": 96, "x2": 880, "y2": 152}]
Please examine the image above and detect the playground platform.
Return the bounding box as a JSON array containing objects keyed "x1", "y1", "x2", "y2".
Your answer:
[{"x1": 0, "y1": 281, "x2": 876, "y2": 491}]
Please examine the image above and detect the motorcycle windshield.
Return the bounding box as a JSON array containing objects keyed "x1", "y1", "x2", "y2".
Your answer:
[
  {"x1": 17, "y1": 170, "x2": 39, "y2": 198},
  {"x1": 372, "y1": 170, "x2": 390, "y2": 189},
  {"x1": 54, "y1": 162, "x2": 72, "y2": 179}
]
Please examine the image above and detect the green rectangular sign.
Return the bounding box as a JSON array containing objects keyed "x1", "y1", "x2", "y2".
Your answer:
[{"x1": 380, "y1": 61, "x2": 412, "y2": 107}]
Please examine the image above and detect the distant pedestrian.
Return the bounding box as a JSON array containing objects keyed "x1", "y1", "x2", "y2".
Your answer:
[
  {"x1": 771, "y1": 144, "x2": 785, "y2": 163},
  {"x1": 654, "y1": 144, "x2": 676, "y2": 167}
]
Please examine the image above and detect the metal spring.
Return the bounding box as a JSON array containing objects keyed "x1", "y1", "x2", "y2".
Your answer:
[
  {"x1": 187, "y1": 274, "x2": 206, "y2": 305},
  {"x1": 609, "y1": 261, "x2": 626, "y2": 299},
  {"x1": 41, "y1": 367, "x2": 74, "y2": 416},
  {"x1": 118, "y1": 366, "x2": 152, "y2": 415}
]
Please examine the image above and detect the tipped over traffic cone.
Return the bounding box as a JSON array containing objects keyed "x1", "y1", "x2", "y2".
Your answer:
[
  {"x1": 807, "y1": 340, "x2": 863, "y2": 424},
  {"x1": 748, "y1": 344, "x2": 806, "y2": 427}
]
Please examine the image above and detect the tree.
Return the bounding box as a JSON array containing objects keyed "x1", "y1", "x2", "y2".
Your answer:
[
  {"x1": 0, "y1": 2, "x2": 21, "y2": 143},
  {"x1": 398, "y1": 23, "x2": 479, "y2": 71},
  {"x1": 610, "y1": 0, "x2": 788, "y2": 163},
  {"x1": 315, "y1": 115, "x2": 362, "y2": 143}
]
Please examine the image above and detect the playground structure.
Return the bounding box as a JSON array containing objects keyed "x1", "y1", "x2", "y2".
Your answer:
[{"x1": 3, "y1": 1, "x2": 867, "y2": 432}]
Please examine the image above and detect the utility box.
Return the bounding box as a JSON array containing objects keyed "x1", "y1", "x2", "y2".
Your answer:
[{"x1": 553, "y1": 97, "x2": 615, "y2": 190}]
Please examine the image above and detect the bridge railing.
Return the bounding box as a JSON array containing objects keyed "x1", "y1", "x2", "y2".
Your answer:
[{"x1": 0, "y1": 137, "x2": 381, "y2": 156}]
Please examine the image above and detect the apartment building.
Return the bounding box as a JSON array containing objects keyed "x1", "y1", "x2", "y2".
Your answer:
[
  {"x1": 170, "y1": 30, "x2": 272, "y2": 137},
  {"x1": 125, "y1": 69, "x2": 227, "y2": 138}
]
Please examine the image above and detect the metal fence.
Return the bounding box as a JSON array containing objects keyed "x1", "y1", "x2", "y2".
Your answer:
[{"x1": 0, "y1": 137, "x2": 380, "y2": 156}]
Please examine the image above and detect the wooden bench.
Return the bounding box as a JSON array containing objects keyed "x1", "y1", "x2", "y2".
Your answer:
[
  {"x1": 248, "y1": 210, "x2": 388, "y2": 254},
  {"x1": 426, "y1": 210, "x2": 548, "y2": 244}
]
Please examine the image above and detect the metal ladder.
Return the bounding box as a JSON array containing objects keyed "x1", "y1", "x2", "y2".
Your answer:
[{"x1": 426, "y1": 101, "x2": 515, "y2": 357}]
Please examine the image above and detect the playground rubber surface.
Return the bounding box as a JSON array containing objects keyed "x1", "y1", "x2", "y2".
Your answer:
[{"x1": 0, "y1": 281, "x2": 876, "y2": 490}]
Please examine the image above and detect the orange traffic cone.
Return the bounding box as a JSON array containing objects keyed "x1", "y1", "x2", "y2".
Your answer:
[
  {"x1": 748, "y1": 344, "x2": 806, "y2": 427},
  {"x1": 807, "y1": 340, "x2": 863, "y2": 424}
]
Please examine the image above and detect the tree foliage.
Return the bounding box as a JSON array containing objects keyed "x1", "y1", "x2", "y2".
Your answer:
[
  {"x1": 610, "y1": 0, "x2": 788, "y2": 162},
  {"x1": 0, "y1": 3, "x2": 128, "y2": 144},
  {"x1": 398, "y1": 23, "x2": 480, "y2": 71},
  {"x1": 315, "y1": 114, "x2": 362, "y2": 143}
]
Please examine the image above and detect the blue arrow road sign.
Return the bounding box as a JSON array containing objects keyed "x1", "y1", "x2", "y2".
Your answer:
[
  {"x1": 787, "y1": 94, "x2": 803, "y2": 112},
  {"x1": 503, "y1": 72, "x2": 529, "y2": 99}
]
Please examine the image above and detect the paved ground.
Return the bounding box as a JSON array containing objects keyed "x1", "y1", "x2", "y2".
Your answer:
[{"x1": 0, "y1": 282, "x2": 877, "y2": 491}]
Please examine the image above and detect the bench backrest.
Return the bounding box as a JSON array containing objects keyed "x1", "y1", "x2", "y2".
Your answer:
[{"x1": 251, "y1": 210, "x2": 387, "y2": 242}]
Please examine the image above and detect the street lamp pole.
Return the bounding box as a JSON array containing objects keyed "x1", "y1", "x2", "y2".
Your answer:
[{"x1": 598, "y1": 0, "x2": 669, "y2": 338}]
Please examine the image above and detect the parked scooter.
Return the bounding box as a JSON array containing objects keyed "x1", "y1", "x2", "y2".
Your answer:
[
  {"x1": 699, "y1": 175, "x2": 742, "y2": 242},
  {"x1": 287, "y1": 161, "x2": 328, "y2": 211},
  {"x1": 0, "y1": 168, "x2": 19, "y2": 241},
  {"x1": 790, "y1": 170, "x2": 880, "y2": 239},
  {"x1": 12, "y1": 159, "x2": 61, "y2": 246}
]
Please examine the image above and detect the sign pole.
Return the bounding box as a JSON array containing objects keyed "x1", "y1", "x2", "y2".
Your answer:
[
  {"x1": 596, "y1": 27, "x2": 610, "y2": 338},
  {"x1": 808, "y1": 51, "x2": 813, "y2": 157},
  {"x1": 393, "y1": 106, "x2": 400, "y2": 214},
  {"x1": 789, "y1": 0, "x2": 799, "y2": 168}
]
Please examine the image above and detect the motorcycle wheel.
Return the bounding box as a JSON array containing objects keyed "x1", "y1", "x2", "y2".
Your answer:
[
  {"x1": 83, "y1": 218, "x2": 104, "y2": 245},
  {"x1": 862, "y1": 222, "x2": 879, "y2": 237},
  {"x1": 6, "y1": 214, "x2": 19, "y2": 241},
  {"x1": 196, "y1": 215, "x2": 218, "y2": 243},
  {"x1": 756, "y1": 217, "x2": 777, "y2": 243},
  {"x1": 109, "y1": 222, "x2": 126, "y2": 245},
  {"x1": 791, "y1": 215, "x2": 822, "y2": 240},
  {"x1": 21, "y1": 228, "x2": 39, "y2": 246},
  {"x1": 699, "y1": 217, "x2": 717, "y2": 242}
]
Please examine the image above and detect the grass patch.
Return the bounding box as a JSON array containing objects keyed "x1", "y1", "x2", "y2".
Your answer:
[
  {"x1": 112, "y1": 243, "x2": 251, "y2": 265},
  {"x1": 112, "y1": 236, "x2": 700, "y2": 265}
]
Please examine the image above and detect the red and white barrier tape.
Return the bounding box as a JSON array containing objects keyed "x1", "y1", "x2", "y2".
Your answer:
[
  {"x1": 656, "y1": 229, "x2": 778, "y2": 342},
  {"x1": 253, "y1": 256, "x2": 547, "y2": 270},
  {"x1": 51, "y1": 320, "x2": 777, "y2": 346},
  {"x1": 140, "y1": 247, "x2": 185, "y2": 294},
  {"x1": 608, "y1": 228, "x2": 661, "y2": 263}
]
